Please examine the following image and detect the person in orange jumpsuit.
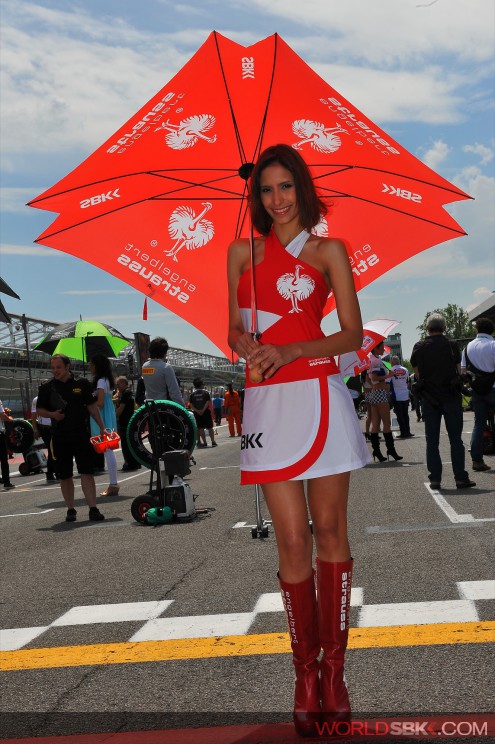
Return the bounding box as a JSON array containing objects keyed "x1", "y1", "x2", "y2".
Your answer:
[{"x1": 224, "y1": 383, "x2": 242, "y2": 436}]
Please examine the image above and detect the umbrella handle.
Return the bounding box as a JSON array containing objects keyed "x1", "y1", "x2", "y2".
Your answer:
[{"x1": 249, "y1": 331, "x2": 264, "y2": 383}]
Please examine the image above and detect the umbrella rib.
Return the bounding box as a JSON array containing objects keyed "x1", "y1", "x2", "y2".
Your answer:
[
  {"x1": 28, "y1": 162, "x2": 469, "y2": 207},
  {"x1": 28, "y1": 169, "x2": 242, "y2": 205},
  {"x1": 213, "y1": 30, "x2": 248, "y2": 166},
  {"x1": 35, "y1": 183, "x2": 248, "y2": 240},
  {"x1": 321, "y1": 191, "x2": 467, "y2": 235},
  {"x1": 250, "y1": 33, "x2": 279, "y2": 163},
  {"x1": 310, "y1": 163, "x2": 471, "y2": 198}
]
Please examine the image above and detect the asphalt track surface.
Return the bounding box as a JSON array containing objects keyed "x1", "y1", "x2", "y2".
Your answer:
[{"x1": 1, "y1": 412, "x2": 494, "y2": 743}]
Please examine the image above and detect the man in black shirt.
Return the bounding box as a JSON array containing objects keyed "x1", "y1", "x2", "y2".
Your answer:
[
  {"x1": 37, "y1": 354, "x2": 106, "y2": 522},
  {"x1": 114, "y1": 376, "x2": 141, "y2": 471},
  {"x1": 189, "y1": 377, "x2": 217, "y2": 448},
  {"x1": 411, "y1": 313, "x2": 475, "y2": 490}
]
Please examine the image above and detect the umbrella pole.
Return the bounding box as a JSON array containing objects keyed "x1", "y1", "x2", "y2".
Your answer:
[
  {"x1": 247, "y1": 225, "x2": 270, "y2": 538},
  {"x1": 252, "y1": 484, "x2": 271, "y2": 539}
]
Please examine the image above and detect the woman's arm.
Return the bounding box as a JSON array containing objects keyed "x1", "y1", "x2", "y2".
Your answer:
[
  {"x1": 96, "y1": 388, "x2": 105, "y2": 409},
  {"x1": 87, "y1": 401, "x2": 105, "y2": 434},
  {"x1": 248, "y1": 239, "x2": 363, "y2": 379},
  {"x1": 227, "y1": 239, "x2": 263, "y2": 361}
]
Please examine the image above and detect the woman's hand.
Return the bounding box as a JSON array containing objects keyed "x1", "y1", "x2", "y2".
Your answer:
[
  {"x1": 247, "y1": 343, "x2": 298, "y2": 380},
  {"x1": 234, "y1": 332, "x2": 262, "y2": 362}
]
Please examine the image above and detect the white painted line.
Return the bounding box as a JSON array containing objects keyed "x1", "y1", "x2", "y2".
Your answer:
[
  {"x1": 351, "y1": 587, "x2": 364, "y2": 607},
  {"x1": 129, "y1": 612, "x2": 255, "y2": 642},
  {"x1": 199, "y1": 465, "x2": 240, "y2": 470},
  {"x1": 0, "y1": 509, "x2": 55, "y2": 518},
  {"x1": 253, "y1": 592, "x2": 283, "y2": 613},
  {"x1": 0, "y1": 626, "x2": 49, "y2": 651},
  {"x1": 457, "y1": 580, "x2": 495, "y2": 601},
  {"x1": 425, "y1": 483, "x2": 495, "y2": 524},
  {"x1": 358, "y1": 599, "x2": 478, "y2": 628},
  {"x1": 51, "y1": 600, "x2": 174, "y2": 626},
  {"x1": 253, "y1": 587, "x2": 364, "y2": 615},
  {"x1": 233, "y1": 521, "x2": 248, "y2": 528}
]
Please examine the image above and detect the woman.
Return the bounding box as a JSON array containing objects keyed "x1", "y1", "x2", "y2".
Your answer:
[
  {"x1": 367, "y1": 342, "x2": 402, "y2": 462},
  {"x1": 227, "y1": 144, "x2": 370, "y2": 736},
  {"x1": 90, "y1": 354, "x2": 119, "y2": 496}
]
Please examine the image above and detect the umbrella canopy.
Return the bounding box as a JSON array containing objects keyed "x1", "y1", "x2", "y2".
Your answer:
[
  {"x1": 34, "y1": 320, "x2": 131, "y2": 362},
  {"x1": 28, "y1": 32, "x2": 470, "y2": 357},
  {"x1": 339, "y1": 318, "x2": 399, "y2": 376},
  {"x1": 0, "y1": 276, "x2": 20, "y2": 324}
]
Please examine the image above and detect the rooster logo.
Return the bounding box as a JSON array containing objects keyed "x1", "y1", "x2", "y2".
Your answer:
[
  {"x1": 292, "y1": 119, "x2": 349, "y2": 153},
  {"x1": 276, "y1": 265, "x2": 315, "y2": 313},
  {"x1": 311, "y1": 215, "x2": 329, "y2": 237},
  {"x1": 155, "y1": 114, "x2": 217, "y2": 150},
  {"x1": 164, "y1": 202, "x2": 214, "y2": 263}
]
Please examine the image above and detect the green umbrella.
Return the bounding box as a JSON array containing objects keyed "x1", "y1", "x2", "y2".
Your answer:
[{"x1": 34, "y1": 320, "x2": 131, "y2": 362}]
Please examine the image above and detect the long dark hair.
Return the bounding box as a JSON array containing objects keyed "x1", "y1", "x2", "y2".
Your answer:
[
  {"x1": 249, "y1": 144, "x2": 327, "y2": 235},
  {"x1": 90, "y1": 353, "x2": 115, "y2": 389}
]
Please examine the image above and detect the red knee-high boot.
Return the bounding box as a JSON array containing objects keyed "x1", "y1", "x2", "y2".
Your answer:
[
  {"x1": 279, "y1": 572, "x2": 321, "y2": 737},
  {"x1": 316, "y1": 558, "x2": 353, "y2": 720}
]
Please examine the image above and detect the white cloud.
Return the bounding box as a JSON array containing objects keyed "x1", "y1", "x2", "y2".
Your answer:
[
  {"x1": 421, "y1": 140, "x2": 451, "y2": 169},
  {"x1": 1, "y1": 0, "x2": 493, "y2": 168},
  {"x1": 60, "y1": 289, "x2": 135, "y2": 296},
  {"x1": 448, "y1": 170, "x2": 495, "y2": 237},
  {"x1": 462, "y1": 142, "x2": 494, "y2": 166},
  {"x1": 0, "y1": 188, "x2": 44, "y2": 213},
  {"x1": 0, "y1": 243, "x2": 59, "y2": 257},
  {"x1": 473, "y1": 286, "x2": 493, "y2": 298},
  {"x1": 379, "y1": 240, "x2": 489, "y2": 282},
  {"x1": 465, "y1": 287, "x2": 494, "y2": 312},
  {"x1": 0, "y1": 6, "x2": 196, "y2": 163},
  {"x1": 312, "y1": 65, "x2": 465, "y2": 125},
  {"x1": 246, "y1": 0, "x2": 495, "y2": 65}
]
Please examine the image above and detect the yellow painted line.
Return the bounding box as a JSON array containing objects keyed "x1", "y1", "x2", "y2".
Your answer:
[{"x1": 1, "y1": 621, "x2": 493, "y2": 672}]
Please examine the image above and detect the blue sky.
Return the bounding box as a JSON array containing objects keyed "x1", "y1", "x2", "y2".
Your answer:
[{"x1": 1, "y1": 0, "x2": 494, "y2": 359}]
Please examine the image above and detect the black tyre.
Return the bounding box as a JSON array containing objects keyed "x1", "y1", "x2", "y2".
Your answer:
[
  {"x1": 4, "y1": 419, "x2": 35, "y2": 453},
  {"x1": 131, "y1": 494, "x2": 157, "y2": 523},
  {"x1": 18, "y1": 462, "x2": 31, "y2": 476},
  {"x1": 127, "y1": 400, "x2": 197, "y2": 470}
]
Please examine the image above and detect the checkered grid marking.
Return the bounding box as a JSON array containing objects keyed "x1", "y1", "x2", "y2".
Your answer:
[{"x1": 1, "y1": 580, "x2": 493, "y2": 651}]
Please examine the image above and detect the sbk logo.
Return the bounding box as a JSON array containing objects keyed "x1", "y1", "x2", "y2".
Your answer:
[
  {"x1": 80, "y1": 189, "x2": 121, "y2": 208},
  {"x1": 241, "y1": 56, "x2": 254, "y2": 79},
  {"x1": 241, "y1": 433, "x2": 263, "y2": 449},
  {"x1": 382, "y1": 184, "x2": 422, "y2": 203}
]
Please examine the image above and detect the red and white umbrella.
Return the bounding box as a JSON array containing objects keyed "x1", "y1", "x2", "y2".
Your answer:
[
  {"x1": 28, "y1": 32, "x2": 470, "y2": 357},
  {"x1": 339, "y1": 318, "x2": 399, "y2": 376}
]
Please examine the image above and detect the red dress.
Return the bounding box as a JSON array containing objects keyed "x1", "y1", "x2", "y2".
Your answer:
[{"x1": 237, "y1": 230, "x2": 370, "y2": 485}]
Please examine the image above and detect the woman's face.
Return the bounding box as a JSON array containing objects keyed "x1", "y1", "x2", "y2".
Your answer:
[
  {"x1": 259, "y1": 163, "x2": 300, "y2": 228},
  {"x1": 373, "y1": 342, "x2": 384, "y2": 356}
]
